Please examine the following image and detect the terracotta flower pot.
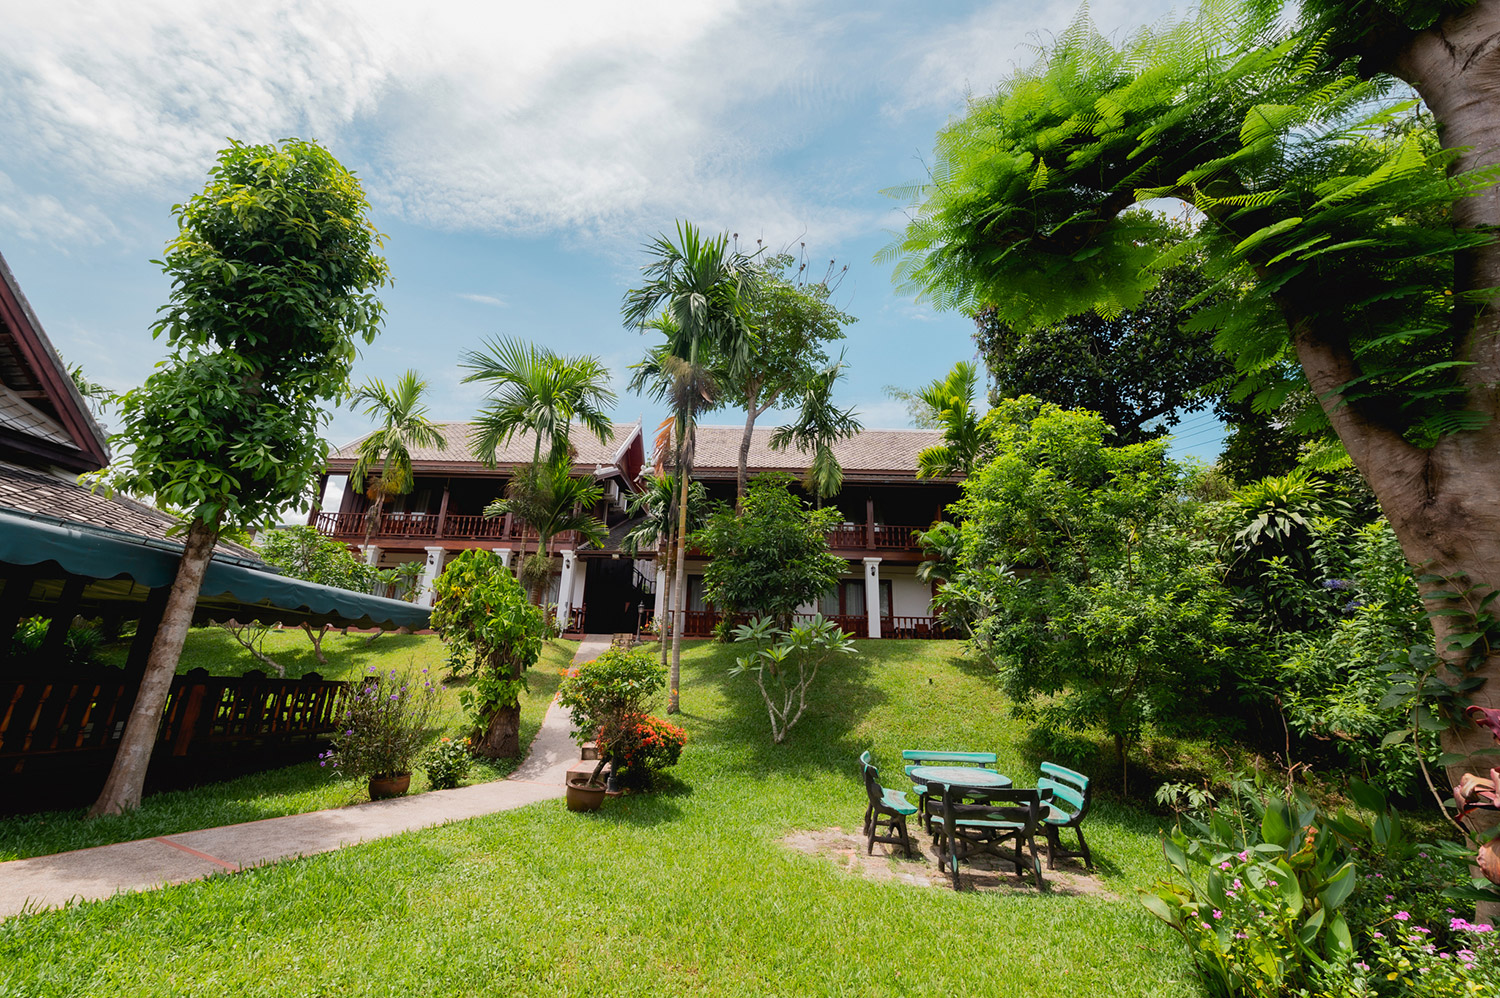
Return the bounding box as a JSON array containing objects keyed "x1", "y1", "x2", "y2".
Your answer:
[
  {"x1": 369, "y1": 773, "x2": 412, "y2": 799},
  {"x1": 566, "y1": 775, "x2": 607, "y2": 812}
]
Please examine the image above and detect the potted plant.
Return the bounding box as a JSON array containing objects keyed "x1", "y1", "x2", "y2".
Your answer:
[
  {"x1": 556, "y1": 647, "x2": 666, "y2": 809},
  {"x1": 320, "y1": 667, "x2": 439, "y2": 799}
]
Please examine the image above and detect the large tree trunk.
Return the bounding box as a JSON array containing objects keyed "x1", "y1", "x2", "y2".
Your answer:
[
  {"x1": 89, "y1": 516, "x2": 219, "y2": 816},
  {"x1": 1362, "y1": 4, "x2": 1500, "y2": 916},
  {"x1": 473, "y1": 702, "x2": 522, "y2": 758}
]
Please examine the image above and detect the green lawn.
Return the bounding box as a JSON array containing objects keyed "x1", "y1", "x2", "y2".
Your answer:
[
  {"x1": 0, "y1": 634, "x2": 578, "y2": 861},
  {"x1": 0, "y1": 638, "x2": 1199, "y2": 997}
]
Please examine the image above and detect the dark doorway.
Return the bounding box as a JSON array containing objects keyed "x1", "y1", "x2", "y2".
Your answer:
[{"x1": 582, "y1": 558, "x2": 647, "y2": 634}]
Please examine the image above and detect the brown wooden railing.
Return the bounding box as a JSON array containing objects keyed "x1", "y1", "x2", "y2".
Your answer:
[
  {"x1": 884, "y1": 616, "x2": 956, "y2": 639},
  {"x1": 316, "y1": 510, "x2": 578, "y2": 548},
  {"x1": 826, "y1": 525, "x2": 867, "y2": 548},
  {"x1": 1, "y1": 669, "x2": 349, "y2": 772}
]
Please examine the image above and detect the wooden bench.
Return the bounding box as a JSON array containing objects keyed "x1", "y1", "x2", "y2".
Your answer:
[
  {"x1": 901, "y1": 750, "x2": 997, "y2": 832},
  {"x1": 859, "y1": 751, "x2": 916, "y2": 858},
  {"x1": 1037, "y1": 762, "x2": 1093, "y2": 870},
  {"x1": 929, "y1": 784, "x2": 1052, "y2": 889}
]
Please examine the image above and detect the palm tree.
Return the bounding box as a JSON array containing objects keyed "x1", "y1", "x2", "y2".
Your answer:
[
  {"x1": 623, "y1": 222, "x2": 756, "y2": 713},
  {"x1": 484, "y1": 457, "x2": 607, "y2": 608},
  {"x1": 461, "y1": 337, "x2": 615, "y2": 572},
  {"x1": 915, "y1": 361, "x2": 986, "y2": 479},
  {"x1": 348, "y1": 371, "x2": 448, "y2": 552},
  {"x1": 461, "y1": 337, "x2": 616, "y2": 465},
  {"x1": 622, "y1": 472, "x2": 709, "y2": 653},
  {"x1": 769, "y1": 358, "x2": 862, "y2": 507}
]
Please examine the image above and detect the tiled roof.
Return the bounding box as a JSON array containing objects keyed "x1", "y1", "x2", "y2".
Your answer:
[
  {"x1": 676, "y1": 425, "x2": 946, "y2": 478},
  {"x1": 329, "y1": 421, "x2": 639, "y2": 469},
  {"x1": 0, "y1": 382, "x2": 72, "y2": 447},
  {"x1": 0, "y1": 460, "x2": 261, "y2": 561}
]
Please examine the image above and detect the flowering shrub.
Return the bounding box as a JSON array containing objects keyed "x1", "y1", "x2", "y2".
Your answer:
[
  {"x1": 1312, "y1": 917, "x2": 1500, "y2": 996},
  {"x1": 1145, "y1": 778, "x2": 1493, "y2": 997},
  {"x1": 604, "y1": 714, "x2": 686, "y2": 785},
  {"x1": 321, "y1": 667, "x2": 438, "y2": 780},
  {"x1": 557, "y1": 647, "x2": 666, "y2": 784},
  {"x1": 424, "y1": 736, "x2": 473, "y2": 790}
]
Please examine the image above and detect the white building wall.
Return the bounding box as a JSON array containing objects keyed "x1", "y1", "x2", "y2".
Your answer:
[{"x1": 888, "y1": 572, "x2": 934, "y2": 618}]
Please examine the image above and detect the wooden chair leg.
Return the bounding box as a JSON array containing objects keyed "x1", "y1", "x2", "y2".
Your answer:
[
  {"x1": 897, "y1": 816, "x2": 912, "y2": 858},
  {"x1": 1076, "y1": 825, "x2": 1093, "y2": 870},
  {"x1": 1044, "y1": 826, "x2": 1059, "y2": 870}
]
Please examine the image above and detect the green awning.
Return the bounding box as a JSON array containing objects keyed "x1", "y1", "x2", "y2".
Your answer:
[{"x1": 0, "y1": 507, "x2": 430, "y2": 630}]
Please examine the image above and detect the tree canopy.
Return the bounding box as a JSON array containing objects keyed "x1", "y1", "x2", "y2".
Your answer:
[
  {"x1": 90, "y1": 138, "x2": 390, "y2": 816},
  {"x1": 886, "y1": 0, "x2": 1500, "y2": 802}
]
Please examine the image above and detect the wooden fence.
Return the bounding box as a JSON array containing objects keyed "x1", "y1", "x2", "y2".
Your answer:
[{"x1": 1, "y1": 668, "x2": 349, "y2": 776}]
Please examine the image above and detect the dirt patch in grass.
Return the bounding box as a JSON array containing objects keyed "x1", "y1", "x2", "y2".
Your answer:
[{"x1": 782, "y1": 827, "x2": 1117, "y2": 898}]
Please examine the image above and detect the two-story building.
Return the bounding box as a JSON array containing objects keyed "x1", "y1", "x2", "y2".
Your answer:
[
  {"x1": 647, "y1": 425, "x2": 961, "y2": 639},
  {"x1": 315, "y1": 418, "x2": 961, "y2": 639},
  {"x1": 311, "y1": 422, "x2": 649, "y2": 632}
]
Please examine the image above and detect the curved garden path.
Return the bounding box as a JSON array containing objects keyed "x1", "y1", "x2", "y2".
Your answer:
[{"x1": 0, "y1": 636, "x2": 612, "y2": 920}]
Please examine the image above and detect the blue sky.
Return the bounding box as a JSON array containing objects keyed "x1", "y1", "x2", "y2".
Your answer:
[{"x1": 2, "y1": 0, "x2": 1220, "y2": 495}]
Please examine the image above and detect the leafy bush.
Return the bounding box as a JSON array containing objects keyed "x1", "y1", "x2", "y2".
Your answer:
[
  {"x1": 9, "y1": 617, "x2": 105, "y2": 669},
  {"x1": 558, "y1": 647, "x2": 666, "y2": 781},
  {"x1": 1314, "y1": 920, "x2": 1500, "y2": 996},
  {"x1": 1144, "y1": 778, "x2": 1482, "y2": 997},
  {"x1": 423, "y1": 736, "x2": 474, "y2": 790},
  {"x1": 696, "y1": 473, "x2": 845, "y2": 623},
  {"x1": 430, "y1": 549, "x2": 546, "y2": 758},
  {"x1": 321, "y1": 668, "x2": 439, "y2": 781}
]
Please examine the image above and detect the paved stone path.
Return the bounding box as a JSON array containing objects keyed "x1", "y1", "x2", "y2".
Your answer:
[{"x1": 0, "y1": 637, "x2": 615, "y2": 920}]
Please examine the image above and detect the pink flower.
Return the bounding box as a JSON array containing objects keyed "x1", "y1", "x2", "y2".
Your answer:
[
  {"x1": 1238, "y1": 850, "x2": 1250, "y2": 862},
  {"x1": 1213, "y1": 910, "x2": 1223, "y2": 920},
  {"x1": 1219, "y1": 861, "x2": 1232, "y2": 871},
  {"x1": 1394, "y1": 911, "x2": 1410, "y2": 921}
]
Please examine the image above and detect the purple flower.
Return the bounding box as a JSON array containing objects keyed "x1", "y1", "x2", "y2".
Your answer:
[{"x1": 1322, "y1": 579, "x2": 1353, "y2": 591}]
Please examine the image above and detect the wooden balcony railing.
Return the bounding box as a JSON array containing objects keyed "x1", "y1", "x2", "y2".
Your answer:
[{"x1": 315, "y1": 511, "x2": 577, "y2": 548}]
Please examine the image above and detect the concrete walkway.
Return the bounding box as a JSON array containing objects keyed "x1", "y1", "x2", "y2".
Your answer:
[{"x1": 0, "y1": 637, "x2": 616, "y2": 920}]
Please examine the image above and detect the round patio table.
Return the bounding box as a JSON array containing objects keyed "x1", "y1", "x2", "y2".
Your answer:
[
  {"x1": 909, "y1": 765, "x2": 1011, "y2": 789},
  {"x1": 910, "y1": 766, "x2": 1013, "y2": 885}
]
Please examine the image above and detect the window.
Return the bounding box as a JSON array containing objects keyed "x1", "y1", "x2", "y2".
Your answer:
[{"x1": 817, "y1": 579, "x2": 891, "y2": 618}]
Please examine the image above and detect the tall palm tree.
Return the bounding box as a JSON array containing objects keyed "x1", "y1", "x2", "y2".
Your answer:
[
  {"x1": 484, "y1": 457, "x2": 607, "y2": 607},
  {"x1": 623, "y1": 223, "x2": 756, "y2": 713},
  {"x1": 461, "y1": 337, "x2": 616, "y2": 465},
  {"x1": 622, "y1": 472, "x2": 709, "y2": 655},
  {"x1": 349, "y1": 371, "x2": 448, "y2": 552},
  {"x1": 461, "y1": 337, "x2": 615, "y2": 571},
  {"x1": 915, "y1": 361, "x2": 986, "y2": 479},
  {"x1": 769, "y1": 358, "x2": 862, "y2": 507}
]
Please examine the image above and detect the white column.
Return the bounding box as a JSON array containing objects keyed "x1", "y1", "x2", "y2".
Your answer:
[
  {"x1": 557, "y1": 549, "x2": 578, "y2": 630},
  {"x1": 493, "y1": 547, "x2": 512, "y2": 570},
  {"x1": 654, "y1": 563, "x2": 668, "y2": 622},
  {"x1": 361, "y1": 545, "x2": 381, "y2": 567},
  {"x1": 417, "y1": 546, "x2": 446, "y2": 608},
  {"x1": 863, "y1": 557, "x2": 882, "y2": 639}
]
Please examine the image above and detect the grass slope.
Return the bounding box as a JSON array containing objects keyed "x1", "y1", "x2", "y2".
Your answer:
[
  {"x1": 0, "y1": 635, "x2": 577, "y2": 860},
  {"x1": 0, "y1": 639, "x2": 1197, "y2": 997}
]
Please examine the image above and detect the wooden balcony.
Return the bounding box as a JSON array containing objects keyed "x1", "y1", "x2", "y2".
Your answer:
[{"x1": 314, "y1": 511, "x2": 577, "y2": 547}]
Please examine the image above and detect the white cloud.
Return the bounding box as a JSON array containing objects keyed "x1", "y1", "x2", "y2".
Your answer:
[
  {"x1": 457, "y1": 293, "x2": 507, "y2": 307},
  {"x1": 2, "y1": 0, "x2": 881, "y2": 247},
  {"x1": 0, "y1": 171, "x2": 118, "y2": 248},
  {"x1": 885, "y1": 0, "x2": 1177, "y2": 118}
]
